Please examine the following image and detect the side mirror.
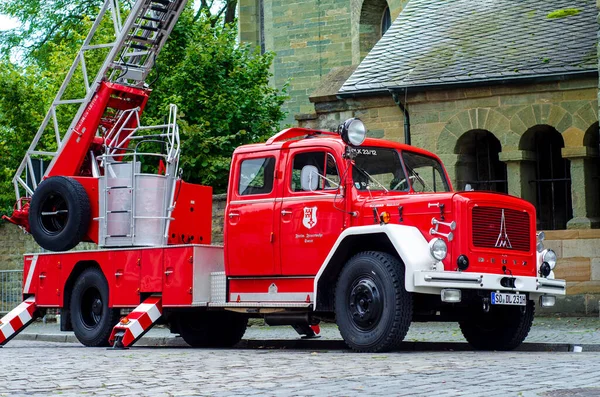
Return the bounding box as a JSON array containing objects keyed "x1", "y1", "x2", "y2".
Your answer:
[{"x1": 301, "y1": 165, "x2": 319, "y2": 191}]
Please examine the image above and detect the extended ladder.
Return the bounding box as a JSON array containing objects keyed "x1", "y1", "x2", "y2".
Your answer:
[{"x1": 10, "y1": 0, "x2": 187, "y2": 215}]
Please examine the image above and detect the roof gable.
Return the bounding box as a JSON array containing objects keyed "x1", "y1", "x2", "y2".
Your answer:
[{"x1": 339, "y1": 0, "x2": 598, "y2": 96}]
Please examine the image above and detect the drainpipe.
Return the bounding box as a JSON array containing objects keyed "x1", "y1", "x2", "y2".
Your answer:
[{"x1": 391, "y1": 91, "x2": 411, "y2": 146}]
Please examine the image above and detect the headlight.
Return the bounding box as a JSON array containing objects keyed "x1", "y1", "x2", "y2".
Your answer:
[
  {"x1": 536, "y1": 231, "x2": 545, "y2": 253},
  {"x1": 429, "y1": 238, "x2": 448, "y2": 261},
  {"x1": 543, "y1": 249, "x2": 557, "y2": 270},
  {"x1": 338, "y1": 118, "x2": 366, "y2": 146}
]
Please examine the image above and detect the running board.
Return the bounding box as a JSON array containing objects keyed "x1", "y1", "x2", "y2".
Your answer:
[
  {"x1": 109, "y1": 295, "x2": 162, "y2": 349},
  {"x1": 0, "y1": 297, "x2": 38, "y2": 347}
]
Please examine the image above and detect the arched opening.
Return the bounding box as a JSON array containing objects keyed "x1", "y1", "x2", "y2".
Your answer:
[
  {"x1": 455, "y1": 130, "x2": 506, "y2": 193},
  {"x1": 583, "y1": 122, "x2": 600, "y2": 223},
  {"x1": 359, "y1": 0, "x2": 390, "y2": 61},
  {"x1": 520, "y1": 125, "x2": 572, "y2": 230}
]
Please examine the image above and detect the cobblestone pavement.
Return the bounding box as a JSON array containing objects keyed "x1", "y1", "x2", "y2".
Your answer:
[
  {"x1": 3, "y1": 340, "x2": 600, "y2": 397},
  {"x1": 21, "y1": 316, "x2": 600, "y2": 345}
]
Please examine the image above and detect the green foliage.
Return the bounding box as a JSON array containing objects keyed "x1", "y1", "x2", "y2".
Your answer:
[
  {"x1": 546, "y1": 9, "x2": 581, "y2": 19},
  {"x1": 144, "y1": 9, "x2": 288, "y2": 192}
]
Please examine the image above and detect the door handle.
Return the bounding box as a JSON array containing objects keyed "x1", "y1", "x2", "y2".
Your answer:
[
  {"x1": 228, "y1": 212, "x2": 240, "y2": 219},
  {"x1": 281, "y1": 209, "x2": 292, "y2": 215}
]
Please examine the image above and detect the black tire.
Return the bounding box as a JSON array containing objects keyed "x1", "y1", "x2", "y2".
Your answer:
[
  {"x1": 459, "y1": 300, "x2": 535, "y2": 351},
  {"x1": 70, "y1": 268, "x2": 120, "y2": 347},
  {"x1": 335, "y1": 251, "x2": 413, "y2": 353},
  {"x1": 29, "y1": 176, "x2": 90, "y2": 252},
  {"x1": 175, "y1": 311, "x2": 248, "y2": 348}
]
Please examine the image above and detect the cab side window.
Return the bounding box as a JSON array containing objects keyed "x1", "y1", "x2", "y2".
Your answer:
[
  {"x1": 238, "y1": 157, "x2": 275, "y2": 196},
  {"x1": 291, "y1": 151, "x2": 339, "y2": 192}
]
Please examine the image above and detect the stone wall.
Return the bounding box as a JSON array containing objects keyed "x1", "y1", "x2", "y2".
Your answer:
[{"x1": 238, "y1": 0, "x2": 408, "y2": 125}]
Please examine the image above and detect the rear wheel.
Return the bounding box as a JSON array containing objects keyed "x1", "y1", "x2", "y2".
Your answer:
[
  {"x1": 29, "y1": 176, "x2": 90, "y2": 252},
  {"x1": 335, "y1": 251, "x2": 412, "y2": 352},
  {"x1": 459, "y1": 300, "x2": 534, "y2": 350},
  {"x1": 70, "y1": 268, "x2": 120, "y2": 347},
  {"x1": 175, "y1": 311, "x2": 248, "y2": 348}
]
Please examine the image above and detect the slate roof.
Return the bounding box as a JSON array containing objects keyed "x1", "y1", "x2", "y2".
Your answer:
[{"x1": 339, "y1": 0, "x2": 598, "y2": 96}]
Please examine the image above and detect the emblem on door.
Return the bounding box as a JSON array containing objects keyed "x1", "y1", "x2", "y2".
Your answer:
[{"x1": 303, "y1": 206, "x2": 318, "y2": 229}]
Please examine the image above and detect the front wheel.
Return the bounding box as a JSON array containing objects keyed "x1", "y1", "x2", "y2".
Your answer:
[
  {"x1": 335, "y1": 251, "x2": 413, "y2": 353},
  {"x1": 459, "y1": 300, "x2": 534, "y2": 350},
  {"x1": 70, "y1": 268, "x2": 120, "y2": 347}
]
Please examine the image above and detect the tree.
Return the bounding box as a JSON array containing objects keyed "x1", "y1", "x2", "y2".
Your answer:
[{"x1": 0, "y1": 2, "x2": 287, "y2": 213}]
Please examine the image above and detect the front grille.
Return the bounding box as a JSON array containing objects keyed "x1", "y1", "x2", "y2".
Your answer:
[{"x1": 472, "y1": 207, "x2": 530, "y2": 251}]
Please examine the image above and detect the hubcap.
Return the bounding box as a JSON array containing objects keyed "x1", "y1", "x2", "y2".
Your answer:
[
  {"x1": 40, "y1": 192, "x2": 69, "y2": 235},
  {"x1": 81, "y1": 288, "x2": 103, "y2": 329},
  {"x1": 349, "y1": 278, "x2": 383, "y2": 330}
]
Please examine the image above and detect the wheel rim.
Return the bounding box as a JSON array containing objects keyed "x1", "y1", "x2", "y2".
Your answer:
[
  {"x1": 348, "y1": 277, "x2": 383, "y2": 331},
  {"x1": 80, "y1": 287, "x2": 103, "y2": 329},
  {"x1": 40, "y1": 192, "x2": 69, "y2": 235}
]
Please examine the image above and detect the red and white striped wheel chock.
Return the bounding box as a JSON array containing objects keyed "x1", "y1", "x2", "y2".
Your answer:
[
  {"x1": 0, "y1": 297, "x2": 38, "y2": 347},
  {"x1": 109, "y1": 295, "x2": 162, "y2": 349}
]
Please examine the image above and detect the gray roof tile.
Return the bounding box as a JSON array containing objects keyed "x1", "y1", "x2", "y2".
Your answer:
[{"x1": 339, "y1": 0, "x2": 598, "y2": 95}]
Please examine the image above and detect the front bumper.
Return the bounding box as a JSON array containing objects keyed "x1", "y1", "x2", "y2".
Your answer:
[{"x1": 413, "y1": 270, "x2": 566, "y2": 297}]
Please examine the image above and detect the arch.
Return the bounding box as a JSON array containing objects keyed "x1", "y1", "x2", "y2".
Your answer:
[
  {"x1": 454, "y1": 130, "x2": 506, "y2": 193},
  {"x1": 519, "y1": 125, "x2": 572, "y2": 230},
  {"x1": 359, "y1": 0, "x2": 390, "y2": 61},
  {"x1": 437, "y1": 108, "x2": 509, "y2": 154},
  {"x1": 582, "y1": 122, "x2": 600, "y2": 224}
]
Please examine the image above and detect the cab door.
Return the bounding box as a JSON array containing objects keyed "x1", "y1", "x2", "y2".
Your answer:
[
  {"x1": 278, "y1": 148, "x2": 344, "y2": 276},
  {"x1": 225, "y1": 152, "x2": 279, "y2": 276}
]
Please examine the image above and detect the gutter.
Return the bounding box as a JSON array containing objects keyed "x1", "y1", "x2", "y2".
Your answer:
[
  {"x1": 391, "y1": 92, "x2": 411, "y2": 146},
  {"x1": 336, "y1": 70, "x2": 598, "y2": 99}
]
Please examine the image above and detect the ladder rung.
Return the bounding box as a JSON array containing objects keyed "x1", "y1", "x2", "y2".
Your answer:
[
  {"x1": 106, "y1": 185, "x2": 132, "y2": 190},
  {"x1": 150, "y1": 5, "x2": 169, "y2": 13},
  {"x1": 152, "y1": 0, "x2": 171, "y2": 6},
  {"x1": 111, "y1": 61, "x2": 147, "y2": 70},
  {"x1": 141, "y1": 16, "x2": 162, "y2": 23},
  {"x1": 107, "y1": 235, "x2": 132, "y2": 238},
  {"x1": 124, "y1": 51, "x2": 150, "y2": 57},
  {"x1": 130, "y1": 43, "x2": 149, "y2": 50},
  {"x1": 128, "y1": 35, "x2": 158, "y2": 45},
  {"x1": 135, "y1": 24, "x2": 160, "y2": 32},
  {"x1": 107, "y1": 210, "x2": 131, "y2": 214}
]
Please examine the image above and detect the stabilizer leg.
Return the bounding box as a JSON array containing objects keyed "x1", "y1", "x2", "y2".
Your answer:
[
  {"x1": 108, "y1": 295, "x2": 162, "y2": 349},
  {"x1": 0, "y1": 297, "x2": 38, "y2": 347}
]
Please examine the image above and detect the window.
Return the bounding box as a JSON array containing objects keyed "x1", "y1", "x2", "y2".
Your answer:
[
  {"x1": 455, "y1": 130, "x2": 507, "y2": 193},
  {"x1": 352, "y1": 147, "x2": 406, "y2": 191},
  {"x1": 381, "y1": 7, "x2": 391, "y2": 36},
  {"x1": 402, "y1": 151, "x2": 450, "y2": 193},
  {"x1": 238, "y1": 157, "x2": 275, "y2": 196},
  {"x1": 291, "y1": 151, "x2": 339, "y2": 192},
  {"x1": 520, "y1": 126, "x2": 572, "y2": 230}
]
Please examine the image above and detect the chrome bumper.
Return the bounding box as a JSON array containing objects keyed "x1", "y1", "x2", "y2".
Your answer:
[{"x1": 413, "y1": 271, "x2": 566, "y2": 296}]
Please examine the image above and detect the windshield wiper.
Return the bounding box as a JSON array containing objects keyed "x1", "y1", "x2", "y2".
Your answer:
[{"x1": 353, "y1": 164, "x2": 389, "y2": 193}]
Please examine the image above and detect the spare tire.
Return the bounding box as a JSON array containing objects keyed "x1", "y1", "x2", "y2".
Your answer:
[{"x1": 29, "y1": 176, "x2": 91, "y2": 251}]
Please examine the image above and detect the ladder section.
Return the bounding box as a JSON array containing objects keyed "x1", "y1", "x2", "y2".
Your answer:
[{"x1": 9, "y1": 0, "x2": 187, "y2": 222}]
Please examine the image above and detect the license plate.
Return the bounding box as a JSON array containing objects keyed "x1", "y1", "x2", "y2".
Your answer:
[{"x1": 491, "y1": 292, "x2": 526, "y2": 306}]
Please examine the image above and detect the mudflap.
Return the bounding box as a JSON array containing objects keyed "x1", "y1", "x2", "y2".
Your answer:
[
  {"x1": 0, "y1": 297, "x2": 38, "y2": 347},
  {"x1": 108, "y1": 295, "x2": 162, "y2": 349}
]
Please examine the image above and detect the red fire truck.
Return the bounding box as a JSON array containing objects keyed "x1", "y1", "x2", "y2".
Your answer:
[{"x1": 0, "y1": 0, "x2": 565, "y2": 352}]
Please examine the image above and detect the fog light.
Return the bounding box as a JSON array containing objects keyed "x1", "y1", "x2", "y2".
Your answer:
[
  {"x1": 441, "y1": 289, "x2": 461, "y2": 303},
  {"x1": 457, "y1": 255, "x2": 469, "y2": 271},
  {"x1": 539, "y1": 262, "x2": 551, "y2": 278},
  {"x1": 540, "y1": 295, "x2": 556, "y2": 307}
]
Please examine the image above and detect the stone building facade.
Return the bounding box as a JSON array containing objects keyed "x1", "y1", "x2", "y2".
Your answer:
[{"x1": 238, "y1": 0, "x2": 409, "y2": 125}]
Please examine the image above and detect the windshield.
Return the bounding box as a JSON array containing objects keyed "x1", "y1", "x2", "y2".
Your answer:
[
  {"x1": 402, "y1": 151, "x2": 450, "y2": 193},
  {"x1": 351, "y1": 148, "x2": 408, "y2": 192}
]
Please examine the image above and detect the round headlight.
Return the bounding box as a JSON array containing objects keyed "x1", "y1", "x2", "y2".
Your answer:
[
  {"x1": 543, "y1": 249, "x2": 557, "y2": 270},
  {"x1": 338, "y1": 118, "x2": 366, "y2": 146},
  {"x1": 429, "y1": 238, "x2": 448, "y2": 261}
]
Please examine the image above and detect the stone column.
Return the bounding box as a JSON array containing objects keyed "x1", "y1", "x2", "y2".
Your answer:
[
  {"x1": 563, "y1": 147, "x2": 600, "y2": 229},
  {"x1": 499, "y1": 150, "x2": 536, "y2": 203},
  {"x1": 438, "y1": 154, "x2": 459, "y2": 190}
]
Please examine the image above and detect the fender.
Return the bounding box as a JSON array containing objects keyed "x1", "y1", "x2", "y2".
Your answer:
[{"x1": 313, "y1": 224, "x2": 437, "y2": 309}]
